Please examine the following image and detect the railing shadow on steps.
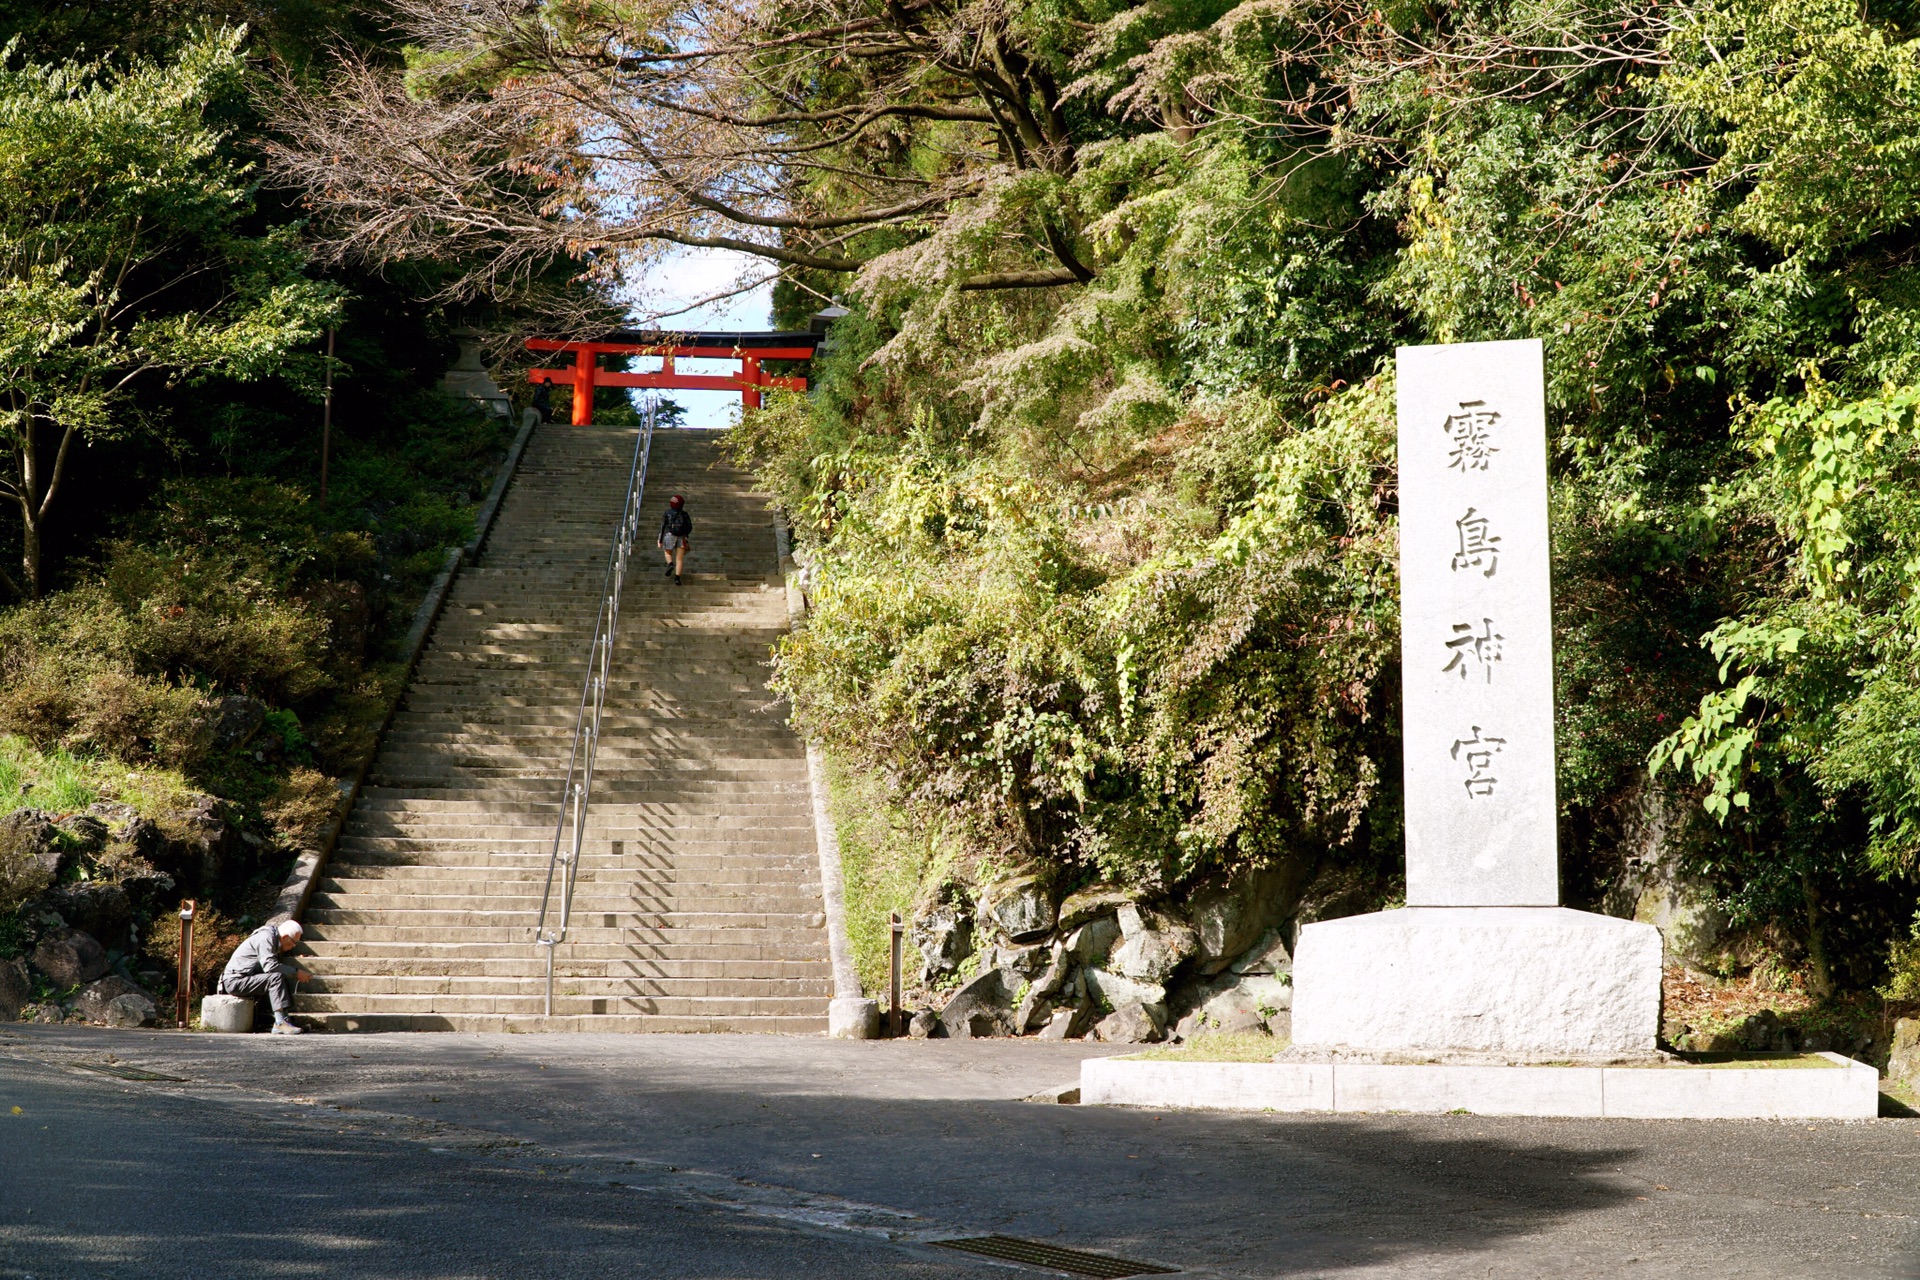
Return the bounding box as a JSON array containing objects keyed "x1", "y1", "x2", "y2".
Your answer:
[
  {"x1": 534, "y1": 395, "x2": 659, "y2": 1015},
  {"x1": 274, "y1": 407, "x2": 543, "y2": 926}
]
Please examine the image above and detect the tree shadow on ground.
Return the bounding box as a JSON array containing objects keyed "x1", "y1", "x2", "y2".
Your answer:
[{"x1": 9, "y1": 1030, "x2": 1920, "y2": 1278}]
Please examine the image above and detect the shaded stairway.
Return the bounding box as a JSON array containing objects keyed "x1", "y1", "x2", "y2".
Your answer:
[{"x1": 297, "y1": 425, "x2": 833, "y2": 1031}]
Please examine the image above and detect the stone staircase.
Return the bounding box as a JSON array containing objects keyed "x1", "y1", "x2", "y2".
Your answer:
[{"x1": 296, "y1": 424, "x2": 834, "y2": 1032}]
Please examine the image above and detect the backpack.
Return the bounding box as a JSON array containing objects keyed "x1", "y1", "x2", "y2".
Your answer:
[{"x1": 663, "y1": 508, "x2": 692, "y2": 537}]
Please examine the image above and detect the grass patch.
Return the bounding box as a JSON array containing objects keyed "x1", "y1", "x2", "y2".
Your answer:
[
  {"x1": 821, "y1": 750, "x2": 929, "y2": 996},
  {"x1": 0, "y1": 734, "x2": 195, "y2": 823},
  {"x1": 1129, "y1": 1032, "x2": 1283, "y2": 1062}
]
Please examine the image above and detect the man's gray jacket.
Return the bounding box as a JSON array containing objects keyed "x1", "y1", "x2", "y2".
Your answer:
[{"x1": 221, "y1": 924, "x2": 293, "y2": 985}]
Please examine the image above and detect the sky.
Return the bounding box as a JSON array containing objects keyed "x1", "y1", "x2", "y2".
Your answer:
[{"x1": 624, "y1": 246, "x2": 778, "y2": 429}]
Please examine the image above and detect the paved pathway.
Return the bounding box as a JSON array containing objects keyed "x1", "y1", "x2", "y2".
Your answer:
[{"x1": 3, "y1": 1027, "x2": 1919, "y2": 1278}]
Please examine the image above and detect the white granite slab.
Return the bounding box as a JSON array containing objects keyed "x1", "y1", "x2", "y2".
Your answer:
[
  {"x1": 1397, "y1": 339, "x2": 1557, "y2": 905},
  {"x1": 1334, "y1": 1063, "x2": 1605, "y2": 1116},
  {"x1": 1080, "y1": 1053, "x2": 1879, "y2": 1119},
  {"x1": 1081, "y1": 1058, "x2": 1334, "y2": 1111},
  {"x1": 1290, "y1": 907, "x2": 1663, "y2": 1057}
]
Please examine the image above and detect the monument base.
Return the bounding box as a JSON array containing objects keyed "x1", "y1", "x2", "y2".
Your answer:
[
  {"x1": 1079, "y1": 1054, "x2": 1880, "y2": 1119},
  {"x1": 1291, "y1": 906, "x2": 1663, "y2": 1060}
]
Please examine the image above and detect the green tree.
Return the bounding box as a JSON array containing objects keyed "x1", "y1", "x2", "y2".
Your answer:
[{"x1": 0, "y1": 30, "x2": 338, "y2": 597}]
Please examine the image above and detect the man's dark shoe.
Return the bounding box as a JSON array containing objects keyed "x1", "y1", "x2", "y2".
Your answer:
[{"x1": 674, "y1": 573, "x2": 683, "y2": 585}]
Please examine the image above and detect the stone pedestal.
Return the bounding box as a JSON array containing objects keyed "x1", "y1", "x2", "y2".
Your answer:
[
  {"x1": 200, "y1": 994, "x2": 254, "y2": 1033},
  {"x1": 828, "y1": 997, "x2": 879, "y2": 1040},
  {"x1": 1290, "y1": 907, "x2": 1663, "y2": 1060}
]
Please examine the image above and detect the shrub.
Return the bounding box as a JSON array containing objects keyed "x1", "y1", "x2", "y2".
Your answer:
[
  {"x1": 1884, "y1": 916, "x2": 1920, "y2": 1001},
  {"x1": 262, "y1": 767, "x2": 342, "y2": 850},
  {"x1": 143, "y1": 903, "x2": 246, "y2": 998},
  {"x1": 133, "y1": 478, "x2": 376, "y2": 589}
]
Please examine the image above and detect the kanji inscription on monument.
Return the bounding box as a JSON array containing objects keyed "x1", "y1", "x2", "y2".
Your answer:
[{"x1": 1398, "y1": 339, "x2": 1557, "y2": 905}]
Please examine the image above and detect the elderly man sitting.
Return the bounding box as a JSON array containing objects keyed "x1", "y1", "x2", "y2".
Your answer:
[{"x1": 217, "y1": 919, "x2": 312, "y2": 1035}]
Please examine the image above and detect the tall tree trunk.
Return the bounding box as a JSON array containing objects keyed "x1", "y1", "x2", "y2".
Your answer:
[
  {"x1": 1802, "y1": 865, "x2": 1833, "y2": 997},
  {"x1": 14, "y1": 427, "x2": 40, "y2": 598},
  {"x1": 19, "y1": 511, "x2": 38, "y2": 598}
]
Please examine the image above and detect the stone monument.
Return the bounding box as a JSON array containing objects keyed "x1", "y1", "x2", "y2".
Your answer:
[
  {"x1": 1290, "y1": 339, "x2": 1663, "y2": 1060},
  {"x1": 442, "y1": 326, "x2": 511, "y2": 418}
]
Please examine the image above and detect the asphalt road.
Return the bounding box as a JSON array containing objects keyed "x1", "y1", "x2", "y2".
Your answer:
[{"x1": 2, "y1": 1026, "x2": 1918, "y2": 1279}]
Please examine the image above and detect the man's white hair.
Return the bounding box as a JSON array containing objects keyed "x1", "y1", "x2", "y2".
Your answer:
[{"x1": 277, "y1": 919, "x2": 304, "y2": 938}]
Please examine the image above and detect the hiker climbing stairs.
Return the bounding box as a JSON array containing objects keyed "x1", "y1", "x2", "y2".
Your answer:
[{"x1": 296, "y1": 424, "x2": 834, "y2": 1031}]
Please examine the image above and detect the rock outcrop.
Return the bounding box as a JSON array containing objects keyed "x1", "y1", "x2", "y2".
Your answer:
[
  {"x1": 0, "y1": 960, "x2": 28, "y2": 1022},
  {"x1": 898, "y1": 860, "x2": 1322, "y2": 1044},
  {"x1": 32, "y1": 930, "x2": 108, "y2": 989}
]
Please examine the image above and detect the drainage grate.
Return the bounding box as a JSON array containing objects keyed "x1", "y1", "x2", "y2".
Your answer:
[
  {"x1": 74, "y1": 1062, "x2": 188, "y2": 1083},
  {"x1": 931, "y1": 1236, "x2": 1178, "y2": 1278}
]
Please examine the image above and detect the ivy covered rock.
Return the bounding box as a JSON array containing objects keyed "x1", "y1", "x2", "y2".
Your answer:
[
  {"x1": 103, "y1": 991, "x2": 158, "y2": 1028},
  {"x1": 908, "y1": 905, "x2": 972, "y2": 985},
  {"x1": 32, "y1": 930, "x2": 107, "y2": 989},
  {"x1": 34, "y1": 882, "x2": 133, "y2": 950},
  {"x1": 1093, "y1": 1001, "x2": 1163, "y2": 1045},
  {"x1": 0, "y1": 959, "x2": 28, "y2": 1022},
  {"x1": 76, "y1": 975, "x2": 146, "y2": 1024},
  {"x1": 0, "y1": 808, "x2": 62, "y2": 885},
  {"x1": 980, "y1": 873, "x2": 1054, "y2": 942},
  {"x1": 938, "y1": 968, "x2": 1016, "y2": 1039}
]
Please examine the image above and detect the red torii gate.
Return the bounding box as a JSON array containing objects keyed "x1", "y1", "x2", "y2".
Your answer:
[{"x1": 526, "y1": 329, "x2": 825, "y2": 425}]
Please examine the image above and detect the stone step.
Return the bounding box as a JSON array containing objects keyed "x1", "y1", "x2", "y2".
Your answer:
[
  {"x1": 318, "y1": 864, "x2": 816, "y2": 886},
  {"x1": 368, "y1": 753, "x2": 796, "y2": 768},
  {"x1": 299, "y1": 982, "x2": 825, "y2": 997},
  {"x1": 354, "y1": 789, "x2": 810, "y2": 806},
  {"x1": 357, "y1": 782, "x2": 806, "y2": 802},
  {"x1": 293, "y1": 1012, "x2": 827, "y2": 1034},
  {"x1": 332, "y1": 842, "x2": 815, "y2": 860},
  {"x1": 303, "y1": 924, "x2": 825, "y2": 948},
  {"x1": 341, "y1": 819, "x2": 812, "y2": 833},
  {"x1": 302, "y1": 939, "x2": 827, "y2": 961},
  {"x1": 327, "y1": 861, "x2": 817, "y2": 880},
  {"x1": 302, "y1": 956, "x2": 830, "y2": 979},
  {"x1": 308, "y1": 903, "x2": 821, "y2": 926},
  {"x1": 296, "y1": 993, "x2": 826, "y2": 1016},
  {"x1": 310, "y1": 889, "x2": 824, "y2": 914},
  {"x1": 335, "y1": 834, "x2": 815, "y2": 853}
]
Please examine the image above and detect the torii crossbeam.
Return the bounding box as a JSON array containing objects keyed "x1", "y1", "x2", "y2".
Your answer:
[{"x1": 526, "y1": 329, "x2": 824, "y2": 425}]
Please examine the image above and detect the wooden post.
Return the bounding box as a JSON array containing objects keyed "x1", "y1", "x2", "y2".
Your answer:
[
  {"x1": 742, "y1": 355, "x2": 762, "y2": 411},
  {"x1": 889, "y1": 912, "x2": 904, "y2": 1037},
  {"x1": 175, "y1": 900, "x2": 196, "y2": 1029},
  {"x1": 572, "y1": 345, "x2": 597, "y2": 426}
]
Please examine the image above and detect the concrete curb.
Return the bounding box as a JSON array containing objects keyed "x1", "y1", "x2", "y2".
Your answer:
[
  {"x1": 273, "y1": 410, "x2": 541, "y2": 924},
  {"x1": 1081, "y1": 1052, "x2": 1882, "y2": 1119},
  {"x1": 776, "y1": 518, "x2": 870, "y2": 1033}
]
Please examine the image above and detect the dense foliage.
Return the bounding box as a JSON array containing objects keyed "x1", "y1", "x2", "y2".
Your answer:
[
  {"x1": 712, "y1": 0, "x2": 1920, "y2": 987},
  {"x1": 108, "y1": 0, "x2": 1920, "y2": 993},
  {"x1": 0, "y1": 6, "x2": 534, "y2": 977}
]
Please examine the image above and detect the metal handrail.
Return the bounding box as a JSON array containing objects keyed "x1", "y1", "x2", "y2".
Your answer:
[{"x1": 535, "y1": 395, "x2": 658, "y2": 1016}]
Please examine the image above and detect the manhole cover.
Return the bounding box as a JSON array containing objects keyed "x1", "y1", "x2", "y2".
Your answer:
[
  {"x1": 73, "y1": 1063, "x2": 188, "y2": 1083},
  {"x1": 931, "y1": 1236, "x2": 1178, "y2": 1278}
]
